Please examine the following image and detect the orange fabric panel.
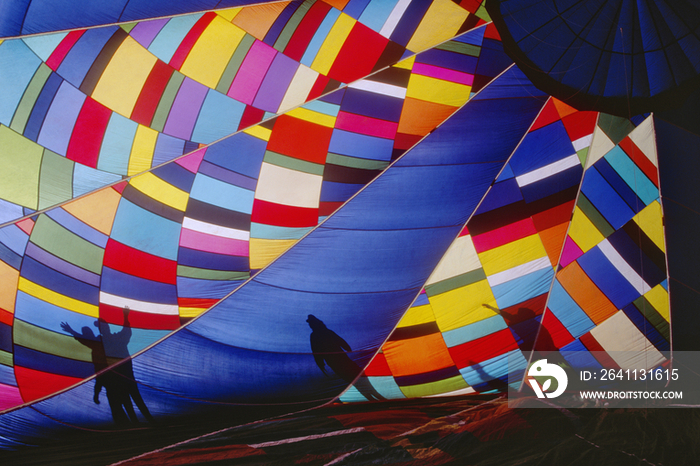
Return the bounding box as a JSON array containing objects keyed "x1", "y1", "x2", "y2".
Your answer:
[
  {"x1": 538, "y1": 222, "x2": 569, "y2": 267},
  {"x1": 231, "y1": 2, "x2": 291, "y2": 41},
  {"x1": 397, "y1": 97, "x2": 457, "y2": 137},
  {"x1": 383, "y1": 333, "x2": 453, "y2": 377},
  {"x1": 556, "y1": 261, "x2": 618, "y2": 324}
]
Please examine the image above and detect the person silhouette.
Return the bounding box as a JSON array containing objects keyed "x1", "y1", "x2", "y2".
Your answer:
[
  {"x1": 99, "y1": 306, "x2": 153, "y2": 424},
  {"x1": 307, "y1": 315, "x2": 383, "y2": 401}
]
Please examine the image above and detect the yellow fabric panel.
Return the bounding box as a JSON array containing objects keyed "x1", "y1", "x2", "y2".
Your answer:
[
  {"x1": 232, "y1": 2, "x2": 291, "y2": 40},
  {"x1": 287, "y1": 107, "x2": 336, "y2": 128},
  {"x1": 249, "y1": 237, "x2": 297, "y2": 269},
  {"x1": 311, "y1": 13, "x2": 355, "y2": 75},
  {"x1": 568, "y1": 206, "x2": 604, "y2": 253},
  {"x1": 383, "y1": 333, "x2": 454, "y2": 377},
  {"x1": 645, "y1": 284, "x2": 670, "y2": 322},
  {"x1": 180, "y1": 16, "x2": 245, "y2": 89},
  {"x1": 128, "y1": 125, "x2": 157, "y2": 176},
  {"x1": 278, "y1": 65, "x2": 318, "y2": 113},
  {"x1": 0, "y1": 125, "x2": 42, "y2": 209},
  {"x1": 406, "y1": 74, "x2": 471, "y2": 107},
  {"x1": 396, "y1": 302, "x2": 436, "y2": 328},
  {"x1": 394, "y1": 56, "x2": 415, "y2": 70},
  {"x1": 243, "y1": 124, "x2": 272, "y2": 141},
  {"x1": 406, "y1": 0, "x2": 469, "y2": 52},
  {"x1": 62, "y1": 187, "x2": 121, "y2": 235},
  {"x1": 634, "y1": 201, "x2": 665, "y2": 252},
  {"x1": 399, "y1": 375, "x2": 469, "y2": 398},
  {"x1": 479, "y1": 234, "x2": 547, "y2": 277},
  {"x1": 0, "y1": 260, "x2": 19, "y2": 313},
  {"x1": 216, "y1": 7, "x2": 242, "y2": 22},
  {"x1": 179, "y1": 306, "x2": 207, "y2": 319},
  {"x1": 92, "y1": 37, "x2": 157, "y2": 118},
  {"x1": 129, "y1": 172, "x2": 189, "y2": 211},
  {"x1": 18, "y1": 277, "x2": 99, "y2": 317},
  {"x1": 431, "y1": 280, "x2": 498, "y2": 332}
]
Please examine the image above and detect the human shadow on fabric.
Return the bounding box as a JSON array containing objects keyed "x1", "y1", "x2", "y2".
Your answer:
[
  {"x1": 307, "y1": 314, "x2": 384, "y2": 401},
  {"x1": 62, "y1": 306, "x2": 153, "y2": 425}
]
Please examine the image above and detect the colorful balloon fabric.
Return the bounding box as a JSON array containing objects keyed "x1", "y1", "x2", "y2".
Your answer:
[{"x1": 0, "y1": 0, "x2": 697, "y2": 453}]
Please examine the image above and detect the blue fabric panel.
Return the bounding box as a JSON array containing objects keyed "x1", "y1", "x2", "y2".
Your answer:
[
  {"x1": 622, "y1": 303, "x2": 669, "y2": 352},
  {"x1": 416, "y1": 48, "x2": 478, "y2": 74},
  {"x1": 508, "y1": 315, "x2": 540, "y2": 351},
  {"x1": 72, "y1": 163, "x2": 122, "y2": 198},
  {"x1": 152, "y1": 162, "x2": 196, "y2": 192},
  {"x1": 0, "y1": 363, "x2": 16, "y2": 386},
  {"x1": 0, "y1": 40, "x2": 41, "y2": 126},
  {"x1": 456, "y1": 24, "x2": 486, "y2": 46},
  {"x1": 189, "y1": 173, "x2": 254, "y2": 214},
  {"x1": 349, "y1": 376, "x2": 405, "y2": 400},
  {"x1": 301, "y1": 9, "x2": 341, "y2": 68},
  {"x1": 345, "y1": 0, "x2": 371, "y2": 20},
  {"x1": 0, "y1": 321, "x2": 11, "y2": 353},
  {"x1": 147, "y1": 14, "x2": 202, "y2": 63},
  {"x1": 15, "y1": 290, "x2": 98, "y2": 336},
  {"x1": 561, "y1": 339, "x2": 604, "y2": 370},
  {"x1": 460, "y1": 350, "x2": 522, "y2": 388},
  {"x1": 177, "y1": 246, "x2": 249, "y2": 271},
  {"x1": 0, "y1": 224, "x2": 29, "y2": 256},
  {"x1": 520, "y1": 164, "x2": 583, "y2": 204},
  {"x1": 340, "y1": 87, "x2": 404, "y2": 122},
  {"x1": 0, "y1": 0, "x2": 30, "y2": 38},
  {"x1": 442, "y1": 315, "x2": 507, "y2": 348},
  {"x1": 176, "y1": 276, "x2": 244, "y2": 300},
  {"x1": 0, "y1": 199, "x2": 24, "y2": 225},
  {"x1": 0, "y1": 241, "x2": 22, "y2": 270},
  {"x1": 476, "y1": 37, "x2": 513, "y2": 77},
  {"x1": 24, "y1": 72, "x2": 62, "y2": 142},
  {"x1": 198, "y1": 160, "x2": 257, "y2": 190},
  {"x1": 509, "y1": 121, "x2": 575, "y2": 175},
  {"x1": 320, "y1": 180, "x2": 362, "y2": 203},
  {"x1": 578, "y1": 246, "x2": 640, "y2": 310},
  {"x1": 101, "y1": 267, "x2": 177, "y2": 304},
  {"x1": 45, "y1": 209, "x2": 108, "y2": 248},
  {"x1": 20, "y1": 255, "x2": 99, "y2": 305},
  {"x1": 491, "y1": 267, "x2": 554, "y2": 310},
  {"x1": 101, "y1": 326, "x2": 169, "y2": 359},
  {"x1": 250, "y1": 222, "x2": 312, "y2": 240},
  {"x1": 328, "y1": 129, "x2": 394, "y2": 161},
  {"x1": 389, "y1": 0, "x2": 431, "y2": 47},
  {"x1": 608, "y1": 229, "x2": 666, "y2": 288},
  {"x1": 594, "y1": 154, "x2": 644, "y2": 212},
  {"x1": 605, "y1": 146, "x2": 659, "y2": 206},
  {"x1": 263, "y1": 0, "x2": 302, "y2": 47},
  {"x1": 203, "y1": 132, "x2": 266, "y2": 179},
  {"x1": 474, "y1": 177, "x2": 522, "y2": 214},
  {"x1": 25, "y1": 242, "x2": 100, "y2": 286},
  {"x1": 14, "y1": 345, "x2": 94, "y2": 379},
  {"x1": 57, "y1": 26, "x2": 116, "y2": 88},
  {"x1": 191, "y1": 89, "x2": 246, "y2": 144},
  {"x1": 152, "y1": 133, "x2": 185, "y2": 167},
  {"x1": 358, "y1": 0, "x2": 397, "y2": 32},
  {"x1": 580, "y1": 166, "x2": 635, "y2": 230},
  {"x1": 110, "y1": 199, "x2": 181, "y2": 261},
  {"x1": 98, "y1": 112, "x2": 138, "y2": 175},
  {"x1": 547, "y1": 279, "x2": 595, "y2": 339},
  {"x1": 21, "y1": 0, "x2": 128, "y2": 36}
]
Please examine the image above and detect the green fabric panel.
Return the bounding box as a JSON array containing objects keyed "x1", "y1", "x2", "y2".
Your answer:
[
  {"x1": 38, "y1": 149, "x2": 74, "y2": 210},
  {"x1": 273, "y1": 0, "x2": 314, "y2": 52},
  {"x1": 436, "y1": 41, "x2": 481, "y2": 57},
  {"x1": 13, "y1": 319, "x2": 92, "y2": 362},
  {"x1": 597, "y1": 114, "x2": 636, "y2": 145},
  {"x1": 425, "y1": 268, "x2": 487, "y2": 297},
  {"x1": 326, "y1": 152, "x2": 389, "y2": 170},
  {"x1": 263, "y1": 150, "x2": 324, "y2": 175},
  {"x1": 10, "y1": 63, "x2": 52, "y2": 134},
  {"x1": 151, "y1": 71, "x2": 185, "y2": 132},
  {"x1": 577, "y1": 193, "x2": 614, "y2": 238},
  {"x1": 633, "y1": 296, "x2": 670, "y2": 340},
  {"x1": 177, "y1": 265, "x2": 249, "y2": 280},
  {"x1": 216, "y1": 34, "x2": 255, "y2": 94},
  {"x1": 30, "y1": 214, "x2": 105, "y2": 274},
  {"x1": 399, "y1": 375, "x2": 469, "y2": 398},
  {"x1": 0, "y1": 349, "x2": 12, "y2": 367},
  {"x1": 0, "y1": 125, "x2": 42, "y2": 208}
]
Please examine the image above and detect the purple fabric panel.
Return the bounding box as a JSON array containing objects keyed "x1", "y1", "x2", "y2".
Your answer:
[
  {"x1": 253, "y1": 51, "x2": 299, "y2": 112},
  {"x1": 164, "y1": 77, "x2": 208, "y2": 140},
  {"x1": 129, "y1": 18, "x2": 169, "y2": 48},
  {"x1": 25, "y1": 242, "x2": 101, "y2": 287}
]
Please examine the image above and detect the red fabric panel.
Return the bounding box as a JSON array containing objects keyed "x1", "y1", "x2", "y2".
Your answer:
[
  {"x1": 619, "y1": 136, "x2": 659, "y2": 186},
  {"x1": 308, "y1": 74, "x2": 330, "y2": 101},
  {"x1": 238, "y1": 105, "x2": 266, "y2": 130},
  {"x1": 561, "y1": 110, "x2": 597, "y2": 142},
  {"x1": 535, "y1": 310, "x2": 573, "y2": 351},
  {"x1": 103, "y1": 238, "x2": 177, "y2": 285},
  {"x1": 169, "y1": 12, "x2": 216, "y2": 70},
  {"x1": 66, "y1": 97, "x2": 111, "y2": 168},
  {"x1": 46, "y1": 30, "x2": 85, "y2": 70},
  {"x1": 15, "y1": 366, "x2": 82, "y2": 403},
  {"x1": 364, "y1": 352, "x2": 392, "y2": 377},
  {"x1": 449, "y1": 328, "x2": 518, "y2": 368},
  {"x1": 499, "y1": 293, "x2": 547, "y2": 326},
  {"x1": 531, "y1": 200, "x2": 575, "y2": 232},
  {"x1": 284, "y1": 1, "x2": 332, "y2": 61},
  {"x1": 251, "y1": 199, "x2": 319, "y2": 228},
  {"x1": 393, "y1": 133, "x2": 422, "y2": 151},
  {"x1": 0, "y1": 308, "x2": 13, "y2": 326},
  {"x1": 99, "y1": 303, "x2": 180, "y2": 330},
  {"x1": 328, "y1": 22, "x2": 388, "y2": 83},
  {"x1": 178, "y1": 297, "x2": 218, "y2": 309},
  {"x1": 472, "y1": 217, "x2": 537, "y2": 253},
  {"x1": 267, "y1": 114, "x2": 333, "y2": 164},
  {"x1": 529, "y1": 99, "x2": 560, "y2": 132},
  {"x1": 131, "y1": 59, "x2": 173, "y2": 125},
  {"x1": 319, "y1": 201, "x2": 343, "y2": 217}
]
